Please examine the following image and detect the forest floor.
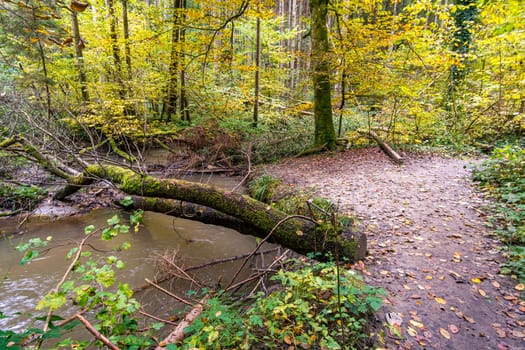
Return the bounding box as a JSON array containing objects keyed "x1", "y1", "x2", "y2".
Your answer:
[{"x1": 265, "y1": 147, "x2": 525, "y2": 350}]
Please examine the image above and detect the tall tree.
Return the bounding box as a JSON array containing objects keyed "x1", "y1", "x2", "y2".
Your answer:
[
  {"x1": 310, "y1": 0, "x2": 336, "y2": 150},
  {"x1": 163, "y1": 0, "x2": 189, "y2": 122},
  {"x1": 70, "y1": 1, "x2": 90, "y2": 103}
]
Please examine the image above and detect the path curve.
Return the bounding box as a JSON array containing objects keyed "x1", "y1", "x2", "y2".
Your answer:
[{"x1": 266, "y1": 147, "x2": 525, "y2": 350}]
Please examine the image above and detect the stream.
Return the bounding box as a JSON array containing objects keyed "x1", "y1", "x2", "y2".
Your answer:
[{"x1": 0, "y1": 174, "x2": 273, "y2": 341}]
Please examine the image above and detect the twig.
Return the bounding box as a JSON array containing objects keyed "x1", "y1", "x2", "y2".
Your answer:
[
  {"x1": 158, "y1": 254, "x2": 203, "y2": 288},
  {"x1": 76, "y1": 314, "x2": 120, "y2": 350},
  {"x1": 227, "y1": 249, "x2": 290, "y2": 293},
  {"x1": 145, "y1": 278, "x2": 193, "y2": 307},
  {"x1": 185, "y1": 248, "x2": 280, "y2": 271},
  {"x1": 231, "y1": 143, "x2": 252, "y2": 193},
  {"x1": 226, "y1": 215, "x2": 314, "y2": 290},
  {"x1": 139, "y1": 309, "x2": 178, "y2": 326}
]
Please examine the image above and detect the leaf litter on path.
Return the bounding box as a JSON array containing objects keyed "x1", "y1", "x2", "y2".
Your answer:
[{"x1": 266, "y1": 148, "x2": 525, "y2": 350}]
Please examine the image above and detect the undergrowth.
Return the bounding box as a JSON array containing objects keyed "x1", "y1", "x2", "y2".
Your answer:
[
  {"x1": 473, "y1": 144, "x2": 525, "y2": 282},
  {"x1": 181, "y1": 259, "x2": 385, "y2": 349}
]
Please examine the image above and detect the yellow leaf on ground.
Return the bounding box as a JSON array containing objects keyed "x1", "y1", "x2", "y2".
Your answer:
[
  {"x1": 471, "y1": 278, "x2": 481, "y2": 284},
  {"x1": 409, "y1": 320, "x2": 425, "y2": 329},
  {"x1": 435, "y1": 297, "x2": 446, "y2": 305},
  {"x1": 439, "y1": 328, "x2": 451, "y2": 339},
  {"x1": 407, "y1": 326, "x2": 417, "y2": 337},
  {"x1": 515, "y1": 283, "x2": 525, "y2": 291}
]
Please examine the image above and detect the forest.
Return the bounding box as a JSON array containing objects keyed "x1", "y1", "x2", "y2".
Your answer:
[{"x1": 0, "y1": 0, "x2": 524, "y2": 349}]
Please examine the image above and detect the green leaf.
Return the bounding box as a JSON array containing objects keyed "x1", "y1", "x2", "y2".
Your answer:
[
  {"x1": 119, "y1": 241, "x2": 131, "y2": 251},
  {"x1": 20, "y1": 250, "x2": 38, "y2": 265},
  {"x1": 120, "y1": 196, "x2": 134, "y2": 207},
  {"x1": 61, "y1": 280, "x2": 75, "y2": 292},
  {"x1": 36, "y1": 292, "x2": 66, "y2": 311},
  {"x1": 107, "y1": 215, "x2": 120, "y2": 226},
  {"x1": 66, "y1": 247, "x2": 78, "y2": 260},
  {"x1": 84, "y1": 224, "x2": 95, "y2": 235}
]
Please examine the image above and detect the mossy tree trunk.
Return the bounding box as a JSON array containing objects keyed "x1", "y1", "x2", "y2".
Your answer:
[
  {"x1": 310, "y1": 0, "x2": 336, "y2": 150},
  {"x1": 82, "y1": 164, "x2": 365, "y2": 261}
]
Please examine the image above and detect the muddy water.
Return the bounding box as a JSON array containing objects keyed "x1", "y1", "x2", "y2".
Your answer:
[{"x1": 0, "y1": 208, "x2": 268, "y2": 333}]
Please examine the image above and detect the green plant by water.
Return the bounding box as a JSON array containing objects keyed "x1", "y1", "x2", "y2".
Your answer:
[
  {"x1": 180, "y1": 259, "x2": 385, "y2": 349},
  {"x1": 0, "y1": 208, "x2": 163, "y2": 349}
]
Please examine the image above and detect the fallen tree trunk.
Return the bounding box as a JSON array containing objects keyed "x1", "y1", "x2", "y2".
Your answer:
[
  {"x1": 115, "y1": 195, "x2": 263, "y2": 237},
  {"x1": 359, "y1": 130, "x2": 404, "y2": 164},
  {"x1": 84, "y1": 164, "x2": 365, "y2": 261}
]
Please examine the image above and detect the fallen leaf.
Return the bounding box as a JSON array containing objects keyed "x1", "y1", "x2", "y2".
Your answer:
[
  {"x1": 471, "y1": 278, "x2": 482, "y2": 284},
  {"x1": 439, "y1": 328, "x2": 451, "y2": 339},
  {"x1": 386, "y1": 312, "x2": 403, "y2": 326},
  {"x1": 403, "y1": 284, "x2": 412, "y2": 290},
  {"x1": 492, "y1": 281, "x2": 501, "y2": 288},
  {"x1": 409, "y1": 320, "x2": 425, "y2": 329},
  {"x1": 407, "y1": 326, "x2": 418, "y2": 337},
  {"x1": 423, "y1": 330, "x2": 433, "y2": 338},
  {"x1": 410, "y1": 294, "x2": 421, "y2": 299},
  {"x1": 425, "y1": 275, "x2": 433, "y2": 280},
  {"x1": 478, "y1": 288, "x2": 487, "y2": 297},
  {"x1": 503, "y1": 295, "x2": 517, "y2": 302},
  {"x1": 494, "y1": 328, "x2": 506, "y2": 338},
  {"x1": 515, "y1": 283, "x2": 525, "y2": 291},
  {"x1": 511, "y1": 330, "x2": 525, "y2": 338},
  {"x1": 435, "y1": 297, "x2": 446, "y2": 305},
  {"x1": 463, "y1": 315, "x2": 476, "y2": 324},
  {"x1": 295, "y1": 230, "x2": 304, "y2": 236},
  {"x1": 283, "y1": 335, "x2": 292, "y2": 345},
  {"x1": 448, "y1": 324, "x2": 459, "y2": 334}
]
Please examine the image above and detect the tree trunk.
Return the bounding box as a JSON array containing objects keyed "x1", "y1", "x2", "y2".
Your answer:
[
  {"x1": 310, "y1": 0, "x2": 336, "y2": 150},
  {"x1": 253, "y1": 4, "x2": 261, "y2": 128},
  {"x1": 82, "y1": 164, "x2": 365, "y2": 261},
  {"x1": 122, "y1": 0, "x2": 132, "y2": 80},
  {"x1": 71, "y1": 11, "x2": 90, "y2": 102},
  {"x1": 106, "y1": 0, "x2": 126, "y2": 101}
]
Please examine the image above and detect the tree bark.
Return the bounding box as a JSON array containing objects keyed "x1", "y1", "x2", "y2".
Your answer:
[
  {"x1": 83, "y1": 164, "x2": 365, "y2": 261},
  {"x1": 115, "y1": 194, "x2": 261, "y2": 237},
  {"x1": 71, "y1": 10, "x2": 90, "y2": 102},
  {"x1": 310, "y1": 0, "x2": 336, "y2": 150}
]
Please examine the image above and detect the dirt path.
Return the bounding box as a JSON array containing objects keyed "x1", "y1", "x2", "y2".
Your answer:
[{"x1": 265, "y1": 147, "x2": 525, "y2": 350}]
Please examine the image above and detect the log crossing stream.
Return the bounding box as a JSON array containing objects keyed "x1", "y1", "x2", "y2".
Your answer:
[{"x1": 0, "y1": 174, "x2": 272, "y2": 336}]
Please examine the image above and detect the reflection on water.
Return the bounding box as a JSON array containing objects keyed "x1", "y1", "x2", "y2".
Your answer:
[{"x1": 0, "y1": 208, "x2": 272, "y2": 334}]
